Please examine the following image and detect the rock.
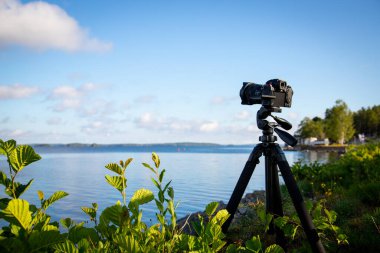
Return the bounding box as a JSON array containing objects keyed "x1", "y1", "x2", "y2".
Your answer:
[
  {"x1": 244, "y1": 190, "x2": 265, "y2": 203},
  {"x1": 177, "y1": 201, "x2": 226, "y2": 235},
  {"x1": 176, "y1": 191, "x2": 266, "y2": 235},
  {"x1": 238, "y1": 207, "x2": 248, "y2": 215}
]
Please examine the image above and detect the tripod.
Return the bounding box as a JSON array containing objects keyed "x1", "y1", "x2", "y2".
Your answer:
[{"x1": 222, "y1": 106, "x2": 325, "y2": 253}]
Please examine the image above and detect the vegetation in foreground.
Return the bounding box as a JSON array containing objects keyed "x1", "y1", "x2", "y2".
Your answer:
[{"x1": 1, "y1": 139, "x2": 377, "y2": 252}]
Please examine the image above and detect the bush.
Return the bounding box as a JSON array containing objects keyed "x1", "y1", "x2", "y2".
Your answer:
[{"x1": 291, "y1": 142, "x2": 380, "y2": 252}]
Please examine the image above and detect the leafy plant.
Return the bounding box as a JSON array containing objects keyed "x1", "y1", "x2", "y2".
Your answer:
[{"x1": 0, "y1": 139, "x2": 68, "y2": 252}]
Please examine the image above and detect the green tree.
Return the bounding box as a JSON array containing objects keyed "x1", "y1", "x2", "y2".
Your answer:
[
  {"x1": 325, "y1": 100, "x2": 355, "y2": 144},
  {"x1": 354, "y1": 105, "x2": 380, "y2": 137},
  {"x1": 296, "y1": 116, "x2": 325, "y2": 139}
]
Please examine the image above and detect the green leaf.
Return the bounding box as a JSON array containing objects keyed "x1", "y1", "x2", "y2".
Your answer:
[
  {"x1": 158, "y1": 190, "x2": 164, "y2": 203},
  {"x1": 9, "y1": 145, "x2": 41, "y2": 172},
  {"x1": 124, "y1": 158, "x2": 133, "y2": 168},
  {"x1": 130, "y1": 188, "x2": 154, "y2": 206},
  {"x1": 274, "y1": 216, "x2": 289, "y2": 229},
  {"x1": 53, "y1": 240, "x2": 79, "y2": 253},
  {"x1": 28, "y1": 230, "x2": 65, "y2": 251},
  {"x1": 105, "y1": 175, "x2": 126, "y2": 192},
  {"x1": 155, "y1": 199, "x2": 164, "y2": 212},
  {"x1": 99, "y1": 204, "x2": 123, "y2": 226},
  {"x1": 114, "y1": 234, "x2": 140, "y2": 253},
  {"x1": 226, "y1": 244, "x2": 239, "y2": 253},
  {"x1": 152, "y1": 152, "x2": 160, "y2": 168},
  {"x1": 37, "y1": 190, "x2": 44, "y2": 200},
  {"x1": 0, "y1": 171, "x2": 10, "y2": 187},
  {"x1": 42, "y1": 224, "x2": 59, "y2": 231},
  {"x1": 159, "y1": 169, "x2": 165, "y2": 183},
  {"x1": 163, "y1": 180, "x2": 172, "y2": 192},
  {"x1": 246, "y1": 235, "x2": 262, "y2": 252},
  {"x1": 14, "y1": 179, "x2": 34, "y2": 198},
  {"x1": 105, "y1": 163, "x2": 123, "y2": 175},
  {"x1": 42, "y1": 191, "x2": 69, "y2": 210},
  {"x1": 191, "y1": 220, "x2": 202, "y2": 236},
  {"x1": 283, "y1": 224, "x2": 299, "y2": 239},
  {"x1": 305, "y1": 199, "x2": 313, "y2": 213},
  {"x1": 156, "y1": 213, "x2": 165, "y2": 225},
  {"x1": 60, "y1": 217, "x2": 74, "y2": 229},
  {"x1": 0, "y1": 146, "x2": 5, "y2": 156},
  {"x1": 81, "y1": 206, "x2": 96, "y2": 220},
  {"x1": 324, "y1": 208, "x2": 337, "y2": 223},
  {"x1": 211, "y1": 209, "x2": 230, "y2": 225},
  {"x1": 265, "y1": 244, "x2": 285, "y2": 253},
  {"x1": 257, "y1": 209, "x2": 274, "y2": 232},
  {"x1": 68, "y1": 226, "x2": 99, "y2": 244},
  {"x1": 2, "y1": 199, "x2": 32, "y2": 230},
  {"x1": 77, "y1": 238, "x2": 91, "y2": 252},
  {"x1": 0, "y1": 139, "x2": 16, "y2": 155},
  {"x1": 205, "y1": 201, "x2": 219, "y2": 216},
  {"x1": 0, "y1": 198, "x2": 11, "y2": 210},
  {"x1": 168, "y1": 186, "x2": 174, "y2": 199},
  {"x1": 142, "y1": 162, "x2": 156, "y2": 174},
  {"x1": 151, "y1": 177, "x2": 160, "y2": 189},
  {"x1": 167, "y1": 199, "x2": 175, "y2": 215},
  {"x1": 30, "y1": 210, "x2": 49, "y2": 230}
]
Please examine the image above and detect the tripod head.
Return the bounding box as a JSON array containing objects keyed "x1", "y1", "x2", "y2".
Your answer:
[{"x1": 257, "y1": 106, "x2": 297, "y2": 147}]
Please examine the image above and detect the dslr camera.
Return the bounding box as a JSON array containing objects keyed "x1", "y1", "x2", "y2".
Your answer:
[{"x1": 240, "y1": 79, "x2": 293, "y2": 108}]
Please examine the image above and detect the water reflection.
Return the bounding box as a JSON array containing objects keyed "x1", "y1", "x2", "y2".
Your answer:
[{"x1": 291, "y1": 150, "x2": 340, "y2": 164}]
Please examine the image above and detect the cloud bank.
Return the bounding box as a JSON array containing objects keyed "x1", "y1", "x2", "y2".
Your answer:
[
  {"x1": 0, "y1": 84, "x2": 39, "y2": 99},
  {"x1": 0, "y1": 0, "x2": 112, "y2": 52},
  {"x1": 49, "y1": 83, "x2": 100, "y2": 111}
]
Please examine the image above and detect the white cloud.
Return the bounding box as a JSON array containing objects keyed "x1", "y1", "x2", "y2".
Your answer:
[
  {"x1": 135, "y1": 113, "x2": 219, "y2": 133},
  {"x1": 49, "y1": 83, "x2": 99, "y2": 111},
  {"x1": 211, "y1": 96, "x2": 236, "y2": 105},
  {"x1": 0, "y1": 84, "x2": 39, "y2": 99},
  {"x1": 82, "y1": 120, "x2": 107, "y2": 134},
  {"x1": 234, "y1": 110, "x2": 251, "y2": 120},
  {"x1": 199, "y1": 121, "x2": 219, "y2": 132},
  {"x1": 52, "y1": 86, "x2": 81, "y2": 98},
  {"x1": 287, "y1": 111, "x2": 298, "y2": 120},
  {"x1": 225, "y1": 123, "x2": 260, "y2": 134},
  {"x1": 0, "y1": 128, "x2": 29, "y2": 138},
  {"x1": 0, "y1": 0, "x2": 112, "y2": 52},
  {"x1": 80, "y1": 99, "x2": 114, "y2": 117}
]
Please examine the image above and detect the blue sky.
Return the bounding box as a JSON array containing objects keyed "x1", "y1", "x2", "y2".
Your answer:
[{"x1": 1, "y1": 0, "x2": 379, "y2": 144}]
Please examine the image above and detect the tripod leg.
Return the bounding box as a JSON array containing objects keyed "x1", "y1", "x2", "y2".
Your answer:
[
  {"x1": 265, "y1": 153, "x2": 284, "y2": 221},
  {"x1": 222, "y1": 144, "x2": 264, "y2": 233},
  {"x1": 273, "y1": 144, "x2": 326, "y2": 253},
  {"x1": 265, "y1": 152, "x2": 286, "y2": 249}
]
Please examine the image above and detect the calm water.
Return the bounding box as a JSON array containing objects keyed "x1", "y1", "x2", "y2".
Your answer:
[{"x1": 0, "y1": 146, "x2": 332, "y2": 224}]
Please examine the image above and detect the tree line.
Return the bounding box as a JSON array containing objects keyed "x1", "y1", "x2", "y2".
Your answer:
[{"x1": 296, "y1": 100, "x2": 380, "y2": 144}]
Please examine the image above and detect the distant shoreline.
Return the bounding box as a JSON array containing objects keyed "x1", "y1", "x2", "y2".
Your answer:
[
  {"x1": 31, "y1": 142, "x2": 253, "y2": 148},
  {"x1": 29, "y1": 142, "x2": 257, "y2": 154},
  {"x1": 284, "y1": 144, "x2": 347, "y2": 153}
]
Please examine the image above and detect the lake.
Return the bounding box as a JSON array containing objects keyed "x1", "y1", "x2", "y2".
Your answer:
[{"x1": 0, "y1": 144, "x2": 333, "y2": 224}]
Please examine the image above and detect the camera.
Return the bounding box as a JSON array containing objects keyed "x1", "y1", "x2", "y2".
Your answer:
[{"x1": 240, "y1": 79, "x2": 293, "y2": 108}]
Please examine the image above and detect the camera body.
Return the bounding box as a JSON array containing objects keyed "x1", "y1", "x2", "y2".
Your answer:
[{"x1": 240, "y1": 79, "x2": 293, "y2": 108}]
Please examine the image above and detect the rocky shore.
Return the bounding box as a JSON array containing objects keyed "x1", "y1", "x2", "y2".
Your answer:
[{"x1": 177, "y1": 190, "x2": 266, "y2": 235}]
